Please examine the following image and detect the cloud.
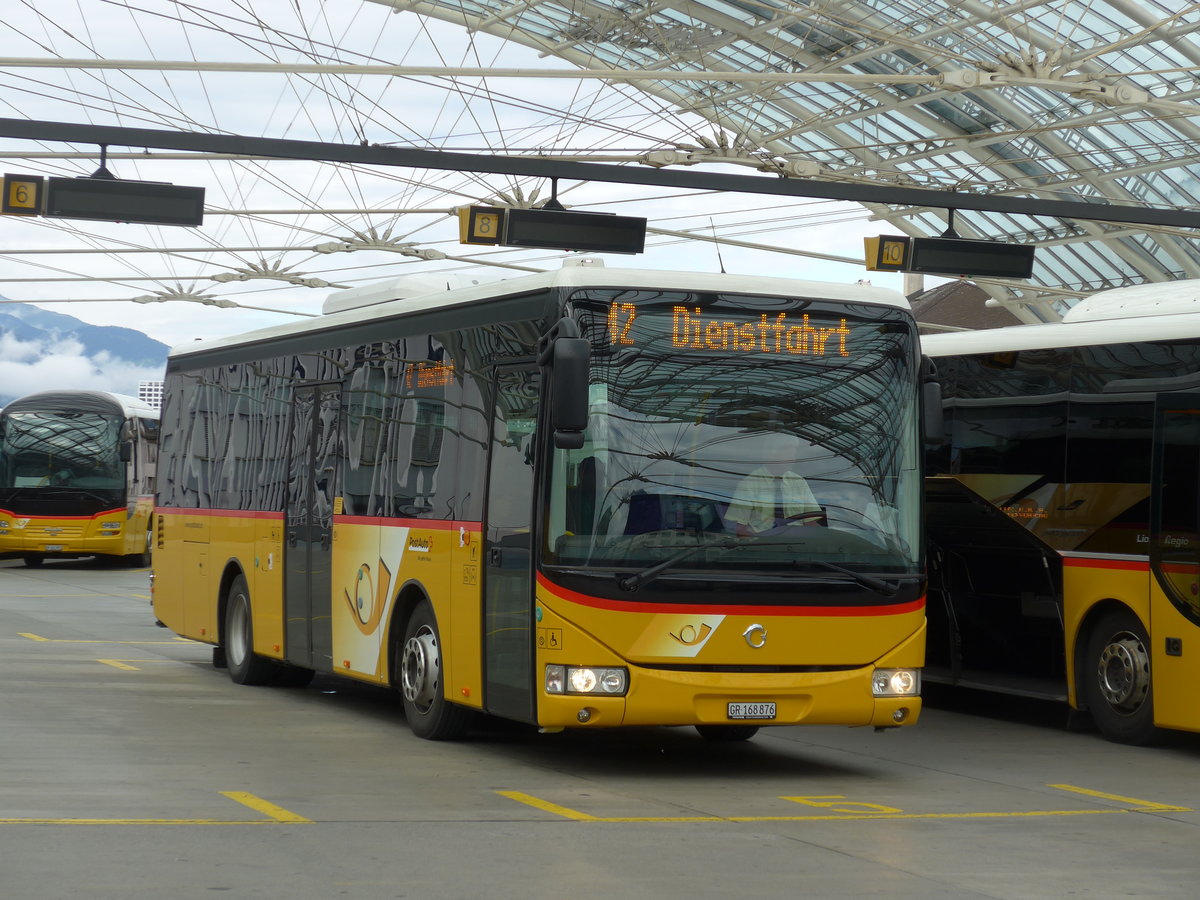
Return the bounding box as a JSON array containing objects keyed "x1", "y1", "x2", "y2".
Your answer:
[{"x1": 0, "y1": 334, "x2": 163, "y2": 404}]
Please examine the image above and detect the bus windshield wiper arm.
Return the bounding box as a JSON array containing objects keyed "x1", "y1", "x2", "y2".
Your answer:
[
  {"x1": 618, "y1": 539, "x2": 739, "y2": 591},
  {"x1": 795, "y1": 560, "x2": 901, "y2": 597}
]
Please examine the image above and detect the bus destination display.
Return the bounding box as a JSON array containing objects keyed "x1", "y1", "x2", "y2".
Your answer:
[{"x1": 607, "y1": 302, "x2": 852, "y2": 357}]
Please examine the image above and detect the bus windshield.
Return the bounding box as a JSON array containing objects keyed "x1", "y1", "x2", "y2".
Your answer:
[
  {"x1": 0, "y1": 410, "x2": 125, "y2": 492},
  {"x1": 545, "y1": 291, "x2": 922, "y2": 578}
]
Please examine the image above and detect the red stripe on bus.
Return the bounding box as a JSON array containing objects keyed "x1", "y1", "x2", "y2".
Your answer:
[
  {"x1": 0, "y1": 507, "x2": 128, "y2": 521},
  {"x1": 153, "y1": 508, "x2": 483, "y2": 531},
  {"x1": 536, "y1": 572, "x2": 924, "y2": 617},
  {"x1": 334, "y1": 516, "x2": 480, "y2": 530},
  {"x1": 1062, "y1": 556, "x2": 1149, "y2": 572}
]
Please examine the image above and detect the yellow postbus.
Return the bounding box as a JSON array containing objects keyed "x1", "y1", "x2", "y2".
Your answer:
[
  {"x1": 924, "y1": 279, "x2": 1200, "y2": 744},
  {"x1": 152, "y1": 262, "x2": 927, "y2": 740},
  {"x1": 0, "y1": 390, "x2": 158, "y2": 567}
]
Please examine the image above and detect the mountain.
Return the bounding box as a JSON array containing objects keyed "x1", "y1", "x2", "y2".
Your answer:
[
  {"x1": 0, "y1": 300, "x2": 169, "y2": 408},
  {"x1": 0, "y1": 302, "x2": 169, "y2": 365}
]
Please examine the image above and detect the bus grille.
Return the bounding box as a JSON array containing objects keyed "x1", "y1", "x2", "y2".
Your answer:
[{"x1": 28, "y1": 523, "x2": 87, "y2": 539}]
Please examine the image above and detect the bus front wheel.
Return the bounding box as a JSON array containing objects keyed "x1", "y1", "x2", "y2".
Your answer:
[
  {"x1": 225, "y1": 575, "x2": 280, "y2": 686},
  {"x1": 397, "y1": 601, "x2": 472, "y2": 740},
  {"x1": 1083, "y1": 608, "x2": 1158, "y2": 745}
]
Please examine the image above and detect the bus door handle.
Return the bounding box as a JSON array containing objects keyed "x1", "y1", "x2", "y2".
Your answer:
[{"x1": 489, "y1": 548, "x2": 502, "y2": 567}]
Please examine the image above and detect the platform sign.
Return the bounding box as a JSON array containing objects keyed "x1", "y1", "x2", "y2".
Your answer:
[
  {"x1": 865, "y1": 233, "x2": 1035, "y2": 279},
  {"x1": 2, "y1": 173, "x2": 45, "y2": 216},
  {"x1": 908, "y1": 236, "x2": 1036, "y2": 279},
  {"x1": 458, "y1": 205, "x2": 506, "y2": 245},
  {"x1": 864, "y1": 235, "x2": 910, "y2": 272},
  {"x1": 44, "y1": 177, "x2": 205, "y2": 226},
  {"x1": 503, "y1": 208, "x2": 646, "y2": 254}
]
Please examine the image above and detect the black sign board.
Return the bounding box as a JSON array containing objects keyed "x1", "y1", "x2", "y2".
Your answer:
[
  {"x1": 502, "y1": 208, "x2": 646, "y2": 254},
  {"x1": 907, "y1": 236, "x2": 1036, "y2": 279},
  {"x1": 45, "y1": 177, "x2": 205, "y2": 226}
]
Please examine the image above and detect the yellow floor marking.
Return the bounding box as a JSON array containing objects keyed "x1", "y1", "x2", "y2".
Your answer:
[
  {"x1": 0, "y1": 818, "x2": 284, "y2": 826},
  {"x1": 221, "y1": 792, "x2": 313, "y2": 824},
  {"x1": 96, "y1": 658, "x2": 182, "y2": 671},
  {"x1": 1050, "y1": 784, "x2": 1191, "y2": 812},
  {"x1": 496, "y1": 791, "x2": 600, "y2": 821},
  {"x1": 0, "y1": 793, "x2": 311, "y2": 826},
  {"x1": 19, "y1": 632, "x2": 196, "y2": 645},
  {"x1": 500, "y1": 787, "x2": 1195, "y2": 823},
  {"x1": 497, "y1": 792, "x2": 1128, "y2": 823}
]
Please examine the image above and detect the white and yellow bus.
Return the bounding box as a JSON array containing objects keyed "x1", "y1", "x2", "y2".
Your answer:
[
  {"x1": 924, "y1": 279, "x2": 1200, "y2": 744},
  {"x1": 152, "y1": 261, "x2": 927, "y2": 740},
  {"x1": 0, "y1": 390, "x2": 158, "y2": 567}
]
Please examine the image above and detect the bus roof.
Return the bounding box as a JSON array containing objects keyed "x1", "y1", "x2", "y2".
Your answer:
[
  {"x1": 169, "y1": 261, "x2": 910, "y2": 360},
  {"x1": 1, "y1": 390, "x2": 158, "y2": 419},
  {"x1": 921, "y1": 279, "x2": 1200, "y2": 357}
]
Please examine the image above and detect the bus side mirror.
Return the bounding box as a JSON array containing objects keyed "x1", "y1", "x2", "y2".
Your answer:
[
  {"x1": 921, "y1": 356, "x2": 944, "y2": 447},
  {"x1": 551, "y1": 337, "x2": 589, "y2": 449},
  {"x1": 120, "y1": 440, "x2": 133, "y2": 462}
]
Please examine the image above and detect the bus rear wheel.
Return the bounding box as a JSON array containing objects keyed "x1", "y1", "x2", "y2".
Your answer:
[
  {"x1": 1083, "y1": 608, "x2": 1157, "y2": 745},
  {"x1": 225, "y1": 575, "x2": 281, "y2": 686},
  {"x1": 397, "y1": 601, "x2": 472, "y2": 740},
  {"x1": 695, "y1": 725, "x2": 760, "y2": 741}
]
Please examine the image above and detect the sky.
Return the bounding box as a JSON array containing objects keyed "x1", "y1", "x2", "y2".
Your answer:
[{"x1": 0, "y1": 0, "x2": 918, "y2": 361}]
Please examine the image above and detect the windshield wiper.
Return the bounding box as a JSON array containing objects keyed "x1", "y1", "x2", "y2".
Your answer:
[
  {"x1": 618, "y1": 539, "x2": 739, "y2": 591},
  {"x1": 617, "y1": 539, "x2": 915, "y2": 597},
  {"x1": 794, "y1": 560, "x2": 906, "y2": 597}
]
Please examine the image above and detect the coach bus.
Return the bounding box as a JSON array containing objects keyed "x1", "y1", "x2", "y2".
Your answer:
[
  {"x1": 152, "y1": 261, "x2": 927, "y2": 740},
  {"x1": 0, "y1": 390, "x2": 158, "y2": 567},
  {"x1": 924, "y1": 279, "x2": 1200, "y2": 744}
]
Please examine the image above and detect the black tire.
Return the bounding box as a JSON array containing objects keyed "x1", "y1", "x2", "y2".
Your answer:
[
  {"x1": 1082, "y1": 608, "x2": 1158, "y2": 745},
  {"x1": 695, "y1": 724, "x2": 760, "y2": 742},
  {"x1": 125, "y1": 529, "x2": 152, "y2": 567},
  {"x1": 224, "y1": 575, "x2": 281, "y2": 686},
  {"x1": 397, "y1": 601, "x2": 472, "y2": 740},
  {"x1": 23, "y1": 555, "x2": 44, "y2": 568}
]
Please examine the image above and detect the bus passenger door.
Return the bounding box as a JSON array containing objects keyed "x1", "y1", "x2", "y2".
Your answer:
[
  {"x1": 483, "y1": 366, "x2": 540, "y2": 723},
  {"x1": 284, "y1": 383, "x2": 340, "y2": 672},
  {"x1": 1149, "y1": 394, "x2": 1200, "y2": 731}
]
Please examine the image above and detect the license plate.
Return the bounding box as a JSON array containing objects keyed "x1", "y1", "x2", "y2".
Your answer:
[
  {"x1": 43, "y1": 544, "x2": 63, "y2": 551},
  {"x1": 727, "y1": 701, "x2": 776, "y2": 720}
]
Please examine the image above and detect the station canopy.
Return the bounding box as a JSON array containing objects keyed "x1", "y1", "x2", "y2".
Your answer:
[{"x1": 1, "y1": 0, "x2": 1198, "y2": 329}]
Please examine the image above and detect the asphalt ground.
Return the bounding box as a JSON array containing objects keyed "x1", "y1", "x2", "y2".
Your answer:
[{"x1": 2, "y1": 555, "x2": 1198, "y2": 900}]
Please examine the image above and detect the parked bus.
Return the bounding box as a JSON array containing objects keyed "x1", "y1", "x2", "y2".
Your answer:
[
  {"x1": 0, "y1": 390, "x2": 159, "y2": 567},
  {"x1": 924, "y1": 279, "x2": 1200, "y2": 744},
  {"x1": 152, "y1": 261, "x2": 927, "y2": 740}
]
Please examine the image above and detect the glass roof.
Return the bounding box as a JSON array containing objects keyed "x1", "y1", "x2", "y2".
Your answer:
[
  {"x1": 0, "y1": 0, "x2": 1198, "y2": 333},
  {"x1": 390, "y1": 0, "x2": 1200, "y2": 320}
]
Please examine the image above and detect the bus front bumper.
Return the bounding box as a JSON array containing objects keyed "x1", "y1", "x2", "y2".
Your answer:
[{"x1": 537, "y1": 663, "x2": 922, "y2": 730}]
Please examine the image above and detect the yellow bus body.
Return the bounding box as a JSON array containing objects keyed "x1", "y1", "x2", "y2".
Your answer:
[
  {"x1": 1061, "y1": 556, "x2": 1200, "y2": 733},
  {"x1": 0, "y1": 496, "x2": 154, "y2": 560},
  {"x1": 154, "y1": 509, "x2": 924, "y2": 729}
]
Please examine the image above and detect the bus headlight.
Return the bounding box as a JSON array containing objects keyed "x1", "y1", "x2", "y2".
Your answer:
[
  {"x1": 545, "y1": 665, "x2": 628, "y2": 696},
  {"x1": 872, "y1": 668, "x2": 920, "y2": 697}
]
